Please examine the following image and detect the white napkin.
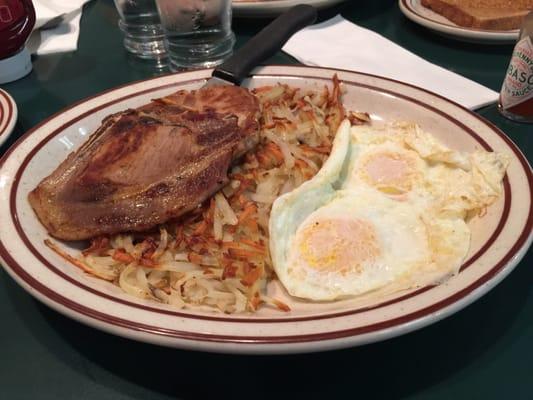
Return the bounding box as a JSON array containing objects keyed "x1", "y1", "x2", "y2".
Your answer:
[
  {"x1": 282, "y1": 15, "x2": 498, "y2": 110},
  {"x1": 27, "y1": 0, "x2": 92, "y2": 56}
]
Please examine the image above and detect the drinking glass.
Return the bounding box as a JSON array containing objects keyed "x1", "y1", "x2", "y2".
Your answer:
[
  {"x1": 154, "y1": 0, "x2": 235, "y2": 70},
  {"x1": 113, "y1": 0, "x2": 167, "y2": 59}
]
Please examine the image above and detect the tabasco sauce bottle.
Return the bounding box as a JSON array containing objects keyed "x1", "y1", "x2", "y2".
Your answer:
[{"x1": 498, "y1": 11, "x2": 533, "y2": 123}]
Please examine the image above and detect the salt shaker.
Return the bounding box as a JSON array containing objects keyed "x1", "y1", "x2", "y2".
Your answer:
[
  {"x1": 498, "y1": 11, "x2": 533, "y2": 123},
  {"x1": 0, "y1": 0, "x2": 35, "y2": 84}
]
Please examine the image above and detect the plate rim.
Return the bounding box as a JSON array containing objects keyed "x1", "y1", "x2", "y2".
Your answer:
[
  {"x1": 0, "y1": 65, "x2": 531, "y2": 353},
  {"x1": 4, "y1": 72, "x2": 513, "y2": 324},
  {"x1": 0, "y1": 88, "x2": 17, "y2": 148},
  {"x1": 398, "y1": 0, "x2": 520, "y2": 43}
]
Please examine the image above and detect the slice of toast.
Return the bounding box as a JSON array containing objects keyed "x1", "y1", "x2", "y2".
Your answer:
[{"x1": 421, "y1": 0, "x2": 533, "y2": 30}]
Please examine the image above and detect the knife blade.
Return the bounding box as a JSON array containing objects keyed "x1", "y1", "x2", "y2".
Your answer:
[{"x1": 204, "y1": 4, "x2": 317, "y2": 87}]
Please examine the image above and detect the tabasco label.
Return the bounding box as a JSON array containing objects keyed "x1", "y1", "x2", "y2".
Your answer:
[{"x1": 500, "y1": 36, "x2": 533, "y2": 110}]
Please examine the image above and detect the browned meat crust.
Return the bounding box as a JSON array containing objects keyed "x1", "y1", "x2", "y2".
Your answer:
[{"x1": 28, "y1": 85, "x2": 260, "y2": 241}]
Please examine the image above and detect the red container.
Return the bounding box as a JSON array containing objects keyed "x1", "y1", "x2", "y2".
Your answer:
[{"x1": 0, "y1": 0, "x2": 35, "y2": 83}]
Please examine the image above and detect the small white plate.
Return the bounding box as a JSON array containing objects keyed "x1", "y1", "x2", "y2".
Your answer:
[
  {"x1": 399, "y1": 0, "x2": 520, "y2": 44},
  {"x1": 0, "y1": 66, "x2": 531, "y2": 354},
  {"x1": 233, "y1": 0, "x2": 346, "y2": 17},
  {"x1": 0, "y1": 88, "x2": 17, "y2": 148}
]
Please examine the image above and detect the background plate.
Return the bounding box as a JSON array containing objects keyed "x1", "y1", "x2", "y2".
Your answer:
[
  {"x1": 0, "y1": 65, "x2": 531, "y2": 354},
  {"x1": 399, "y1": 0, "x2": 520, "y2": 44},
  {"x1": 233, "y1": 0, "x2": 346, "y2": 17},
  {"x1": 0, "y1": 88, "x2": 17, "y2": 148}
]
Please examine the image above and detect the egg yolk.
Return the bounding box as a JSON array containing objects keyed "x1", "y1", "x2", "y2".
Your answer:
[
  {"x1": 296, "y1": 218, "x2": 380, "y2": 274},
  {"x1": 361, "y1": 152, "x2": 417, "y2": 194}
]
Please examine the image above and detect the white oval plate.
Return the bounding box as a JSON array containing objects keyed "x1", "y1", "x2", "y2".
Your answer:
[
  {"x1": 399, "y1": 0, "x2": 520, "y2": 44},
  {"x1": 0, "y1": 66, "x2": 531, "y2": 354},
  {"x1": 232, "y1": 0, "x2": 346, "y2": 17},
  {"x1": 0, "y1": 88, "x2": 17, "y2": 148}
]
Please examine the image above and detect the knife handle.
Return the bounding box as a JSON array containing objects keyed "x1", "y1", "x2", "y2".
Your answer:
[{"x1": 212, "y1": 4, "x2": 317, "y2": 85}]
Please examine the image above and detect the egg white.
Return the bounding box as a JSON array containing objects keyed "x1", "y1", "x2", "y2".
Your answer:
[
  {"x1": 281, "y1": 188, "x2": 434, "y2": 300},
  {"x1": 269, "y1": 120, "x2": 508, "y2": 302}
]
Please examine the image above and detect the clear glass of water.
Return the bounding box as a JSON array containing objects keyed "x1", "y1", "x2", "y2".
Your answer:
[
  {"x1": 154, "y1": 0, "x2": 236, "y2": 70},
  {"x1": 114, "y1": 0, "x2": 167, "y2": 60}
]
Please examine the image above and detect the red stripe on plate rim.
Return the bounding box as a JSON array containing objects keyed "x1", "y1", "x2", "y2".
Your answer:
[{"x1": 0, "y1": 66, "x2": 531, "y2": 344}]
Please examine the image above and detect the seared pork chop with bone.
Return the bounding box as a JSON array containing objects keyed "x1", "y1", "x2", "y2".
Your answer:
[{"x1": 28, "y1": 85, "x2": 260, "y2": 241}]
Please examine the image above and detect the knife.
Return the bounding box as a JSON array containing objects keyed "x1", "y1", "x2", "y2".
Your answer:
[{"x1": 205, "y1": 4, "x2": 317, "y2": 87}]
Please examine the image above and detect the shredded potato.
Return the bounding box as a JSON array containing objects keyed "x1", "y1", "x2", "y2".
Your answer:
[{"x1": 46, "y1": 76, "x2": 347, "y2": 314}]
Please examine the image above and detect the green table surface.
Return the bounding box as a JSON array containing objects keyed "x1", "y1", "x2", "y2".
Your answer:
[{"x1": 1, "y1": 1, "x2": 531, "y2": 399}]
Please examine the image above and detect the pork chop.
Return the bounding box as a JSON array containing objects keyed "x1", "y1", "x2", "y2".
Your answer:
[{"x1": 28, "y1": 85, "x2": 260, "y2": 241}]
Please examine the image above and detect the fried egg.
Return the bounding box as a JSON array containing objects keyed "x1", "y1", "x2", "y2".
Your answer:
[{"x1": 269, "y1": 120, "x2": 509, "y2": 301}]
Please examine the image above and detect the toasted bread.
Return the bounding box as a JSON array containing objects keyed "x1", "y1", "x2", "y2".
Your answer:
[{"x1": 421, "y1": 0, "x2": 533, "y2": 30}]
